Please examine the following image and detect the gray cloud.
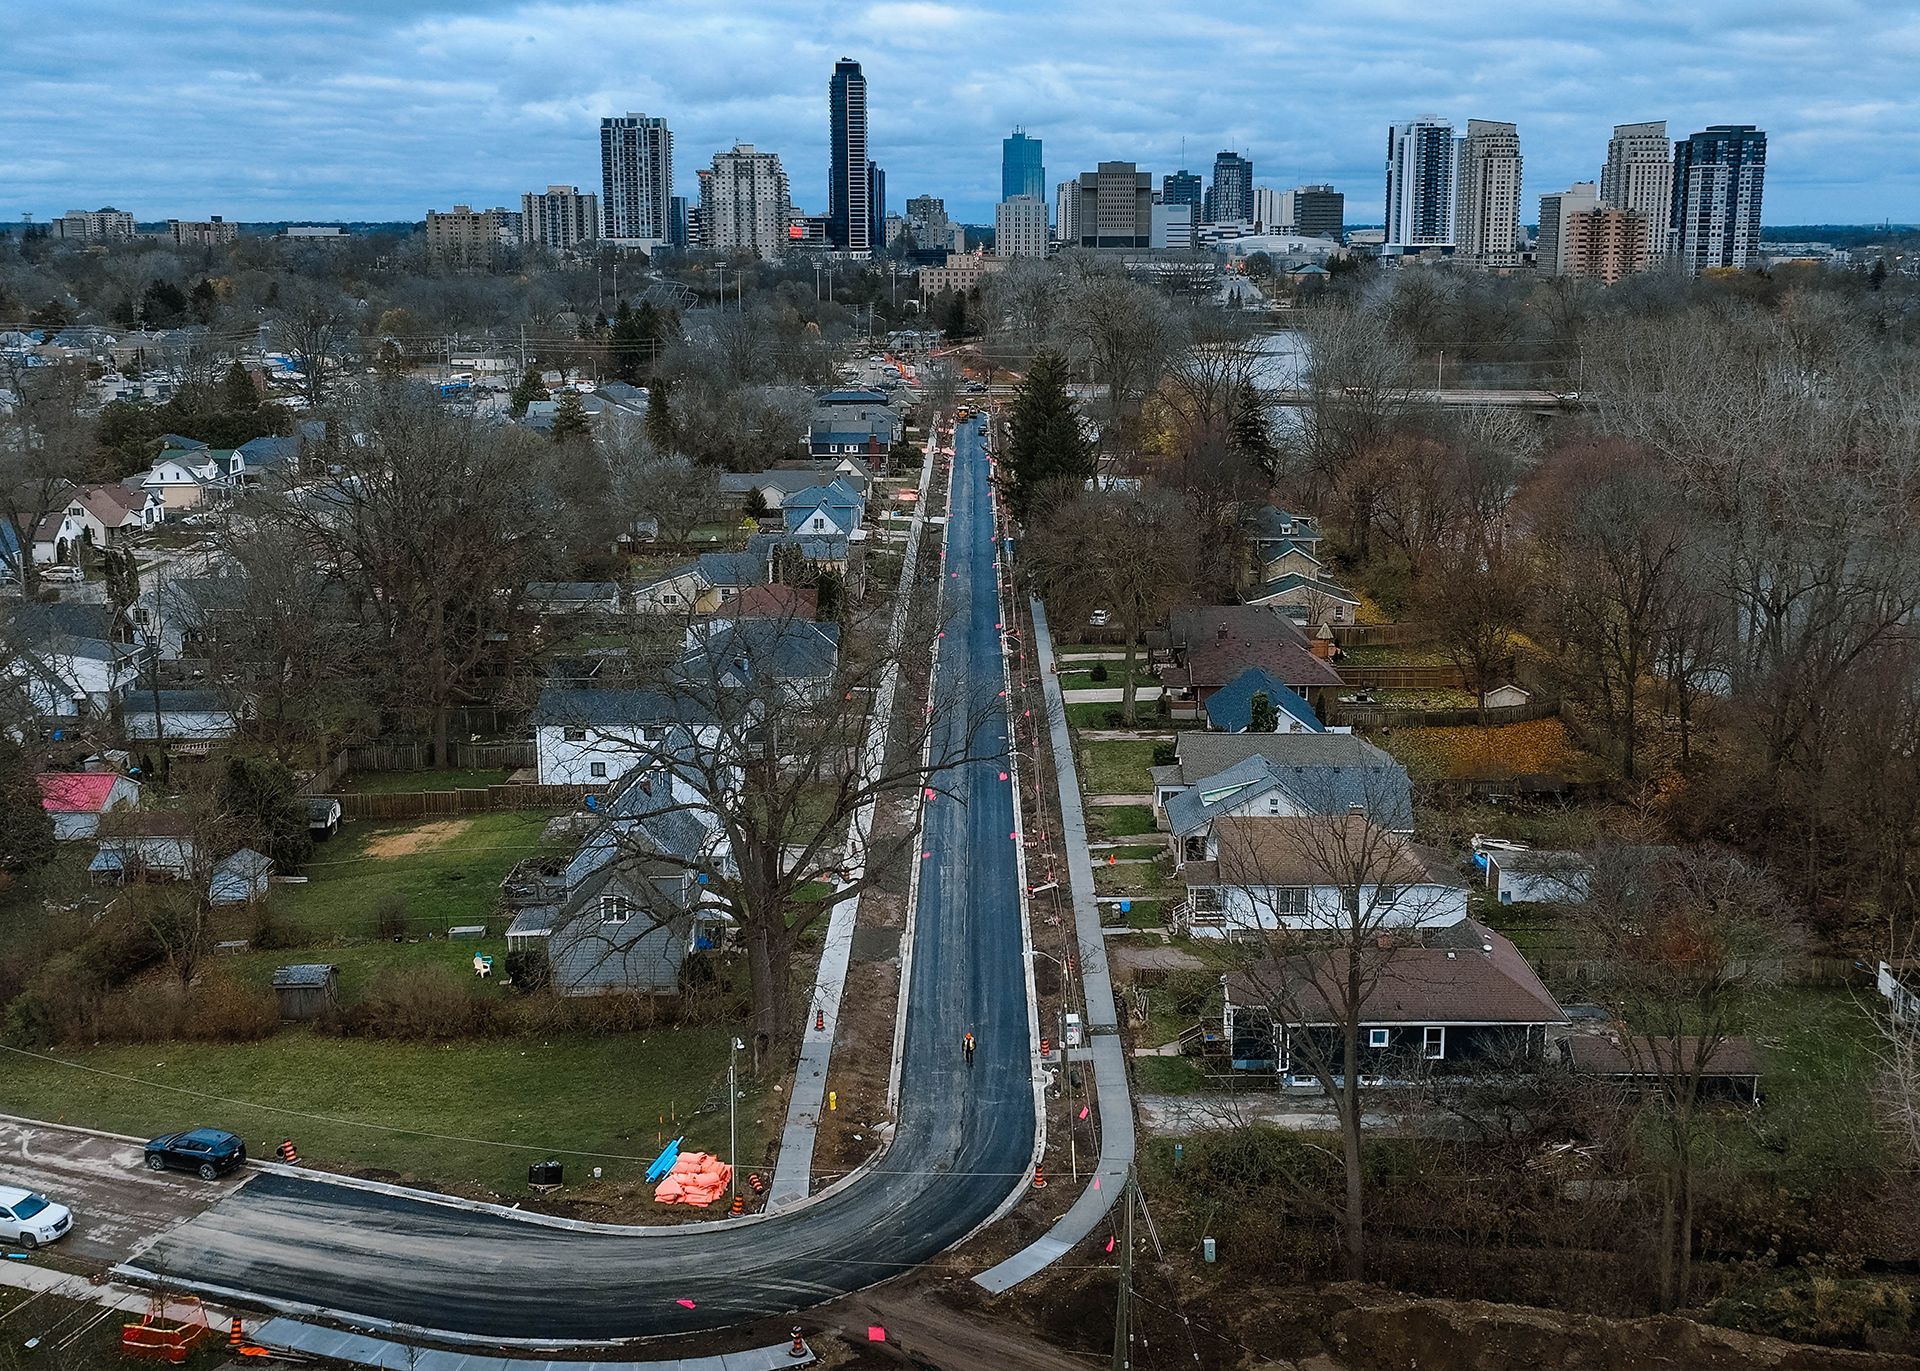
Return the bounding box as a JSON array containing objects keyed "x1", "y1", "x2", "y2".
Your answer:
[{"x1": 2, "y1": 0, "x2": 1915, "y2": 225}]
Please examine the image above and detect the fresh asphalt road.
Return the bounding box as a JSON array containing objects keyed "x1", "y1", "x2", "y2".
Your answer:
[{"x1": 129, "y1": 417, "x2": 1035, "y2": 1342}]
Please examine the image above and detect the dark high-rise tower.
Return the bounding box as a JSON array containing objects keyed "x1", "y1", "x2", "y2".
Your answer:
[
  {"x1": 1671, "y1": 124, "x2": 1765, "y2": 273},
  {"x1": 868, "y1": 161, "x2": 886, "y2": 252},
  {"x1": 1002, "y1": 128, "x2": 1045, "y2": 202},
  {"x1": 828, "y1": 58, "x2": 871, "y2": 252},
  {"x1": 1204, "y1": 151, "x2": 1253, "y2": 224},
  {"x1": 1162, "y1": 170, "x2": 1202, "y2": 214}
]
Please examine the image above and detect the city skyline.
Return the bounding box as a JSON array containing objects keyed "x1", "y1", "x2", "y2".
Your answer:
[{"x1": 3, "y1": 1, "x2": 1918, "y2": 227}]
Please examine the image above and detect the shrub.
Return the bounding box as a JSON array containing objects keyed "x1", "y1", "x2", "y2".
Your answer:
[
  {"x1": 372, "y1": 893, "x2": 410, "y2": 941},
  {"x1": 250, "y1": 900, "x2": 307, "y2": 950},
  {"x1": 1151, "y1": 741, "x2": 1178, "y2": 767},
  {"x1": 1089, "y1": 662, "x2": 1109, "y2": 683},
  {"x1": 1160, "y1": 969, "x2": 1221, "y2": 1018},
  {"x1": 504, "y1": 949, "x2": 550, "y2": 993},
  {"x1": 341, "y1": 966, "x2": 496, "y2": 1040},
  {"x1": 180, "y1": 976, "x2": 280, "y2": 1042}
]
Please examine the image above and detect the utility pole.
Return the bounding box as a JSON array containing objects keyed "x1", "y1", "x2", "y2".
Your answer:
[{"x1": 1111, "y1": 1169, "x2": 1134, "y2": 1371}]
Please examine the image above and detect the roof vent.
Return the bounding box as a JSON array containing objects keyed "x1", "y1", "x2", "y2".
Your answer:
[{"x1": 1446, "y1": 950, "x2": 1456, "y2": 959}]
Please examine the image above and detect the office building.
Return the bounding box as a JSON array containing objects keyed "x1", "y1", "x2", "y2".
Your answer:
[
  {"x1": 700, "y1": 144, "x2": 791, "y2": 258},
  {"x1": 1073, "y1": 162, "x2": 1153, "y2": 250},
  {"x1": 1671, "y1": 124, "x2": 1765, "y2": 273},
  {"x1": 168, "y1": 217, "x2": 238, "y2": 247},
  {"x1": 1204, "y1": 151, "x2": 1254, "y2": 225},
  {"x1": 1536, "y1": 182, "x2": 1598, "y2": 275},
  {"x1": 424, "y1": 205, "x2": 517, "y2": 264},
  {"x1": 1252, "y1": 187, "x2": 1288, "y2": 232},
  {"x1": 1384, "y1": 118, "x2": 1455, "y2": 253},
  {"x1": 1561, "y1": 206, "x2": 1651, "y2": 285},
  {"x1": 1054, "y1": 180, "x2": 1078, "y2": 244},
  {"x1": 1152, "y1": 201, "x2": 1196, "y2": 250},
  {"x1": 601, "y1": 114, "x2": 673, "y2": 244},
  {"x1": 868, "y1": 162, "x2": 886, "y2": 252},
  {"x1": 906, "y1": 195, "x2": 951, "y2": 251},
  {"x1": 1002, "y1": 128, "x2": 1045, "y2": 202},
  {"x1": 1162, "y1": 170, "x2": 1203, "y2": 218},
  {"x1": 1454, "y1": 119, "x2": 1523, "y2": 267},
  {"x1": 520, "y1": 185, "x2": 600, "y2": 252},
  {"x1": 828, "y1": 58, "x2": 871, "y2": 252},
  {"x1": 883, "y1": 212, "x2": 905, "y2": 248},
  {"x1": 1293, "y1": 184, "x2": 1344, "y2": 241},
  {"x1": 669, "y1": 196, "x2": 689, "y2": 250},
  {"x1": 1601, "y1": 120, "x2": 1673, "y2": 260},
  {"x1": 919, "y1": 251, "x2": 1007, "y2": 299},
  {"x1": 54, "y1": 207, "x2": 135, "y2": 241},
  {"x1": 995, "y1": 195, "x2": 1049, "y2": 258}
]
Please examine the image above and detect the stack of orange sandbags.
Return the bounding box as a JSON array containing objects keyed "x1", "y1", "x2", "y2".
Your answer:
[{"x1": 652, "y1": 1151, "x2": 733, "y2": 1207}]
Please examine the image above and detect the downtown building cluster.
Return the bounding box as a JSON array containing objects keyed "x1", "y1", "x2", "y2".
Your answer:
[{"x1": 1382, "y1": 116, "x2": 1767, "y2": 277}]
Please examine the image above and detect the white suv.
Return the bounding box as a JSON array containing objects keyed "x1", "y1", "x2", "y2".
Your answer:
[{"x1": 0, "y1": 1185, "x2": 73, "y2": 1249}]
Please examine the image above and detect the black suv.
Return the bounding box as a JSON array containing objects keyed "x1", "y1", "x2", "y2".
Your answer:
[{"x1": 144, "y1": 1129, "x2": 247, "y2": 1181}]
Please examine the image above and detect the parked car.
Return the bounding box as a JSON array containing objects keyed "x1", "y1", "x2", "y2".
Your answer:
[
  {"x1": 40, "y1": 565, "x2": 84, "y2": 583},
  {"x1": 1089, "y1": 609, "x2": 1111, "y2": 627},
  {"x1": 0, "y1": 1185, "x2": 73, "y2": 1249},
  {"x1": 144, "y1": 1128, "x2": 247, "y2": 1180}
]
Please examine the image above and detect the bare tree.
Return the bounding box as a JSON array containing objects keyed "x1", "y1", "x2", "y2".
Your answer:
[
  {"x1": 271, "y1": 280, "x2": 357, "y2": 406},
  {"x1": 607, "y1": 444, "x2": 722, "y2": 549},
  {"x1": 1578, "y1": 846, "x2": 1803, "y2": 1309},
  {"x1": 1059, "y1": 268, "x2": 1183, "y2": 448},
  {"x1": 0, "y1": 360, "x2": 97, "y2": 594}
]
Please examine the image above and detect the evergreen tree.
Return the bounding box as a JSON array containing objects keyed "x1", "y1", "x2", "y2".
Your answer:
[
  {"x1": 189, "y1": 278, "x2": 219, "y2": 324},
  {"x1": 941, "y1": 291, "x2": 969, "y2": 339},
  {"x1": 217, "y1": 755, "x2": 312, "y2": 872},
  {"x1": 1228, "y1": 379, "x2": 1278, "y2": 483},
  {"x1": 1248, "y1": 690, "x2": 1278, "y2": 734},
  {"x1": 645, "y1": 379, "x2": 674, "y2": 451},
  {"x1": 549, "y1": 389, "x2": 591, "y2": 445},
  {"x1": 508, "y1": 366, "x2": 546, "y2": 418},
  {"x1": 221, "y1": 361, "x2": 259, "y2": 414},
  {"x1": 1004, "y1": 349, "x2": 1094, "y2": 521},
  {"x1": 0, "y1": 735, "x2": 55, "y2": 876}
]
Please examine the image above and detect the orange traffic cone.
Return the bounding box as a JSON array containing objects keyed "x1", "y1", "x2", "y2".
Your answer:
[
  {"x1": 277, "y1": 1139, "x2": 299, "y2": 1164},
  {"x1": 788, "y1": 1326, "x2": 808, "y2": 1358},
  {"x1": 227, "y1": 1318, "x2": 243, "y2": 1349},
  {"x1": 731, "y1": 1194, "x2": 745, "y2": 1215},
  {"x1": 815, "y1": 1007, "x2": 825, "y2": 1031},
  {"x1": 1032, "y1": 1165, "x2": 1047, "y2": 1189}
]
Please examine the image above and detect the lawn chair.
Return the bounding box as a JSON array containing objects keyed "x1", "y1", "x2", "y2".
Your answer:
[{"x1": 473, "y1": 953, "x2": 493, "y2": 979}]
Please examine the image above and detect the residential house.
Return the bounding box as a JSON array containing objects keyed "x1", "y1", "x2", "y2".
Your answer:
[
  {"x1": 90, "y1": 818, "x2": 199, "y2": 885},
  {"x1": 36, "y1": 771, "x2": 142, "y2": 840},
  {"x1": 1166, "y1": 606, "x2": 1343, "y2": 717},
  {"x1": 28, "y1": 504, "x2": 89, "y2": 565},
  {"x1": 1178, "y1": 813, "x2": 1466, "y2": 935},
  {"x1": 1243, "y1": 505, "x2": 1324, "y2": 583},
  {"x1": 526, "y1": 581, "x2": 623, "y2": 616},
  {"x1": 1482, "y1": 848, "x2": 1593, "y2": 905},
  {"x1": 808, "y1": 392, "x2": 900, "y2": 461},
  {"x1": 631, "y1": 563, "x2": 714, "y2": 615},
  {"x1": 1221, "y1": 919, "x2": 1564, "y2": 1083},
  {"x1": 539, "y1": 767, "x2": 734, "y2": 996},
  {"x1": 121, "y1": 688, "x2": 244, "y2": 750},
  {"x1": 1243, "y1": 572, "x2": 1360, "y2": 628},
  {"x1": 1152, "y1": 731, "x2": 1413, "y2": 835},
  {"x1": 530, "y1": 687, "x2": 720, "y2": 787},
  {"x1": 781, "y1": 479, "x2": 864, "y2": 538},
  {"x1": 1203, "y1": 667, "x2": 1325, "y2": 734},
  {"x1": 719, "y1": 469, "x2": 827, "y2": 514},
  {"x1": 6, "y1": 603, "x2": 145, "y2": 719},
  {"x1": 74, "y1": 483, "x2": 165, "y2": 539},
  {"x1": 209, "y1": 848, "x2": 274, "y2": 904},
  {"x1": 235, "y1": 434, "x2": 302, "y2": 483},
  {"x1": 678, "y1": 617, "x2": 841, "y2": 702}
]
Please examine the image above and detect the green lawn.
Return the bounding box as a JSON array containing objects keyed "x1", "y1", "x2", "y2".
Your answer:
[
  {"x1": 1059, "y1": 668, "x2": 1157, "y2": 691},
  {"x1": 1335, "y1": 643, "x2": 1451, "y2": 666},
  {"x1": 1131, "y1": 1055, "x2": 1213, "y2": 1094},
  {"x1": 343, "y1": 767, "x2": 516, "y2": 794},
  {"x1": 0, "y1": 1029, "x2": 771, "y2": 1196},
  {"x1": 1724, "y1": 986, "x2": 1886, "y2": 1184},
  {"x1": 219, "y1": 936, "x2": 512, "y2": 1003},
  {"x1": 1088, "y1": 803, "x2": 1158, "y2": 839},
  {"x1": 1078, "y1": 740, "x2": 1160, "y2": 794},
  {"x1": 1065, "y1": 701, "x2": 1168, "y2": 730},
  {"x1": 273, "y1": 811, "x2": 566, "y2": 940}
]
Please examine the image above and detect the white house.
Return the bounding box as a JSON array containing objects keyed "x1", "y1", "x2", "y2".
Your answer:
[
  {"x1": 1484, "y1": 849, "x2": 1592, "y2": 905},
  {"x1": 36, "y1": 772, "x2": 142, "y2": 840},
  {"x1": 630, "y1": 565, "x2": 710, "y2": 615},
  {"x1": 1243, "y1": 572, "x2": 1360, "y2": 628},
  {"x1": 1180, "y1": 814, "x2": 1468, "y2": 937},
  {"x1": 122, "y1": 688, "x2": 243, "y2": 747},
  {"x1": 530, "y1": 687, "x2": 720, "y2": 788}
]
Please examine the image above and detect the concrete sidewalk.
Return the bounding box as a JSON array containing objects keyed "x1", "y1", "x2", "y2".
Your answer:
[
  {"x1": 255, "y1": 1317, "x2": 813, "y2": 1370},
  {"x1": 974, "y1": 596, "x2": 1135, "y2": 1294},
  {"x1": 767, "y1": 429, "x2": 943, "y2": 1210},
  {"x1": 1058, "y1": 686, "x2": 1164, "y2": 703}
]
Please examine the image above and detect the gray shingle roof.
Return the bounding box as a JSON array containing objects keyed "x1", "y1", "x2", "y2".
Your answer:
[
  {"x1": 1170, "y1": 733, "x2": 1413, "y2": 832},
  {"x1": 530, "y1": 687, "x2": 713, "y2": 729}
]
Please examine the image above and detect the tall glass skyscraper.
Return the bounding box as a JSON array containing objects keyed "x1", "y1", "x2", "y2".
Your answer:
[
  {"x1": 1162, "y1": 170, "x2": 1203, "y2": 214},
  {"x1": 600, "y1": 113, "x2": 673, "y2": 242},
  {"x1": 828, "y1": 58, "x2": 871, "y2": 252},
  {"x1": 1002, "y1": 128, "x2": 1045, "y2": 202},
  {"x1": 1384, "y1": 118, "x2": 1456, "y2": 253}
]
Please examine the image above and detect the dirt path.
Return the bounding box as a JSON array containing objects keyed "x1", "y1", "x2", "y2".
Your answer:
[
  {"x1": 364, "y1": 818, "x2": 472, "y2": 857},
  {"x1": 830, "y1": 1287, "x2": 1081, "y2": 1371}
]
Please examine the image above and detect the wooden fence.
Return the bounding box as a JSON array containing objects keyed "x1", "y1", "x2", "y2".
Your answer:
[
  {"x1": 1334, "y1": 697, "x2": 1563, "y2": 731},
  {"x1": 1330, "y1": 622, "x2": 1429, "y2": 648},
  {"x1": 1336, "y1": 663, "x2": 1472, "y2": 691},
  {"x1": 344, "y1": 739, "x2": 536, "y2": 773},
  {"x1": 324, "y1": 783, "x2": 602, "y2": 821}
]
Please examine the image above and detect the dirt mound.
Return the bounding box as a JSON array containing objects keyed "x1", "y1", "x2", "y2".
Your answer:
[{"x1": 365, "y1": 818, "x2": 472, "y2": 857}]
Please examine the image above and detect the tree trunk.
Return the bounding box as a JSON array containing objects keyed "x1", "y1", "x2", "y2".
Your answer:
[
  {"x1": 1341, "y1": 1014, "x2": 1366, "y2": 1280},
  {"x1": 748, "y1": 920, "x2": 795, "y2": 1049},
  {"x1": 1656, "y1": 1163, "x2": 1678, "y2": 1310},
  {"x1": 1120, "y1": 633, "x2": 1140, "y2": 726}
]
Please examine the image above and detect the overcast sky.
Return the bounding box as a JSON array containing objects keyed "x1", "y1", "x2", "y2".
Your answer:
[{"x1": 4, "y1": 0, "x2": 1917, "y2": 228}]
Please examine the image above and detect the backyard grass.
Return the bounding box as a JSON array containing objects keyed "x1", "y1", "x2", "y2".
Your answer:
[
  {"x1": 1334, "y1": 643, "x2": 1452, "y2": 666},
  {"x1": 1087, "y1": 803, "x2": 1158, "y2": 839},
  {"x1": 270, "y1": 811, "x2": 567, "y2": 940},
  {"x1": 217, "y1": 935, "x2": 513, "y2": 1003},
  {"x1": 1131, "y1": 1055, "x2": 1213, "y2": 1094},
  {"x1": 1343, "y1": 686, "x2": 1477, "y2": 709},
  {"x1": 1059, "y1": 667, "x2": 1157, "y2": 691},
  {"x1": 0, "y1": 1028, "x2": 771, "y2": 1196},
  {"x1": 1065, "y1": 701, "x2": 1171, "y2": 730},
  {"x1": 1094, "y1": 860, "x2": 1171, "y2": 895},
  {"x1": 342, "y1": 766, "x2": 516, "y2": 794},
  {"x1": 1380, "y1": 717, "x2": 1597, "y2": 783},
  {"x1": 1725, "y1": 986, "x2": 1886, "y2": 1185},
  {"x1": 1078, "y1": 739, "x2": 1161, "y2": 794}
]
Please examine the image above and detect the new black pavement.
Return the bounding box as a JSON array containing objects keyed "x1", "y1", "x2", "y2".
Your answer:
[{"x1": 132, "y1": 418, "x2": 1033, "y2": 1341}]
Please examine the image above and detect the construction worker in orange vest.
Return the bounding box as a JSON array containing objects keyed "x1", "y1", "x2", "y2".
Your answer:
[{"x1": 963, "y1": 1031, "x2": 976, "y2": 1065}]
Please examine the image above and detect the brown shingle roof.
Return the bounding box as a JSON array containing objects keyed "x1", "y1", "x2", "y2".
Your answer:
[
  {"x1": 1567, "y1": 1034, "x2": 1760, "y2": 1080},
  {"x1": 1171, "y1": 606, "x2": 1343, "y2": 691},
  {"x1": 1226, "y1": 920, "x2": 1564, "y2": 1027},
  {"x1": 1204, "y1": 814, "x2": 1437, "y2": 888}
]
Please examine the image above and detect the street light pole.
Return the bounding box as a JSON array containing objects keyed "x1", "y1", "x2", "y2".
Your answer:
[{"x1": 729, "y1": 1036, "x2": 744, "y2": 1205}]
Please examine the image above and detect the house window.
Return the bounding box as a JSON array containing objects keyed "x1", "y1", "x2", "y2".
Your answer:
[
  {"x1": 1183, "y1": 835, "x2": 1206, "y2": 862},
  {"x1": 1368, "y1": 1028, "x2": 1390, "y2": 1049},
  {"x1": 641, "y1": 725, "x2": 664, "y2": 742},
  {"x1": 1271, "y1": 887, "x2": 1310, "y2": 917},
  {"x1": 562, "y1": 727, "x2": 586, "y2": 742},
  {"x1": 599, "y1": 894, "x2": 632, "y2": 924},
  {"x1": 1377, "y1": 884, "x2": 1400, "y2": 908},
  {"x1": 589, "y1": 762, "x2": 607, "y2": 778},
  {"x1": 1423, "y1": 1026, "x2": 1446, "y2": 1060}
]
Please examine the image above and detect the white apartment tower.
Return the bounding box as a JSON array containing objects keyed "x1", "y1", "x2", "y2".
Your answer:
[
  {"x1": 601, "y1": 113, "x2": 673, "y2": 244},
  {"x1": 54, "y1": 207, "x2": 135, "y2": 241},
  {"x1": 995, "y1": 194, "x2": 1049, "y2": 259},
  {"x1": 1385, "y1": 118, "x2": 1456, "y2": 253},
  {"x1": 1053, "y1": 180, "x2": 1078, "y2": 244},
  {"x1": 1454, "y1": 119, "x2": 1523, "y2": 267},
  {"x1": 1601, "y1": 121, "x2": 1673, "y2": 260},
  {"x1": 701, "y1": 144, "x2": 792, "y2": 258},
  {"x1": 520, "y1": 185, "x2": 600, "y2": 252}
]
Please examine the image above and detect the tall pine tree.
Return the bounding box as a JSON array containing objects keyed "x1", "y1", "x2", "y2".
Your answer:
[{"x1": 1004, "y1": 349, "x2": 1094, "y2": 522}]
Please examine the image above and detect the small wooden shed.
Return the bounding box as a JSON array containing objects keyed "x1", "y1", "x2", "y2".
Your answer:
[{"x1": 271, "y1": 963, "x2": 339, "y2": 1021}]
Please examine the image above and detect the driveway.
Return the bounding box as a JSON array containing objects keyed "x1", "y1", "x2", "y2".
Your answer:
[
  {"x1": 117, "y1": 415, "x2": 1037, "y2": 1343},
  {"x1": 0, "y1": 1117, "x2": 234, "y2": 1268}
]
